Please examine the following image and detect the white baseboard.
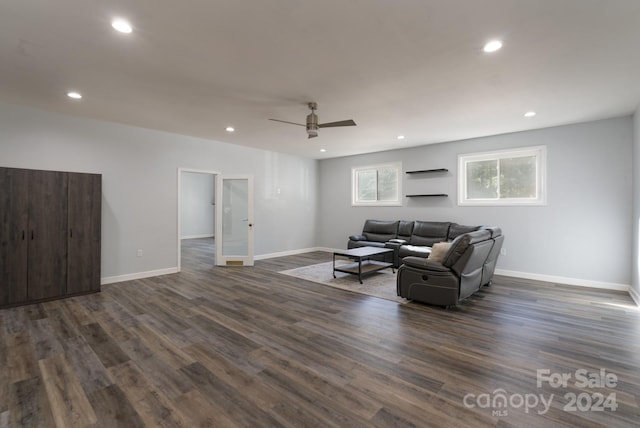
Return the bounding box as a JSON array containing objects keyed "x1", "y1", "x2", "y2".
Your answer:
[
  {"x1": 315, "y1": 247, "x2": 343, "y2": 253},
  {"x1": 254, "y1": 247, "x2": 329, "y2": 260},
  {"x1": 98, "y1": 251, "x2": 637, "y2": 306},
  {"x1": 103, "y1": 248, "x2": 326, "y2": 284},
  {"x1": 180, "y1": 234, "x2": 214, "y2": 240},
  {"x1": 495, "y1": 269, "x2": 630, "y2": 292},
  {"x1": 629, "y1": 286, "x2": 640, "y2": 306},
  {"x1": 101, "y1": 267, "x2": 179, "y2": 285}
]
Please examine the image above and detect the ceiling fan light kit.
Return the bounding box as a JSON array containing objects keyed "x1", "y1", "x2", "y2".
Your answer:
[{"x1": 270, "y1": 102, "x2": 356, "y2": 139}]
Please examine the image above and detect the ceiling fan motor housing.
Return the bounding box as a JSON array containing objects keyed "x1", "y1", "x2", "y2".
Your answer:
[{"x1": 306, "y1": 112, "x2": 319, "y2": 138}]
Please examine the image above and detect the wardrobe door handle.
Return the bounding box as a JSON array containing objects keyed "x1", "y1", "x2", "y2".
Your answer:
[
  {"x1": 22, "y1": 230, "x2": 25, "y2": 240},
  {"x1": 70, "y1": 229, "x2": 73, "y2": 238},
  {"x1": 31, "y1": 231, "x2": 34, "y2": 240}
]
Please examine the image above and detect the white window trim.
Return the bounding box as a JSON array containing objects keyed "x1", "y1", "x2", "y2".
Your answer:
[
  {"x1": 458, "y1": 145, "x2": 547, "y2": 206},
  {"x1": 352, "y1": 162, "x2": 402, "y2": 207}
]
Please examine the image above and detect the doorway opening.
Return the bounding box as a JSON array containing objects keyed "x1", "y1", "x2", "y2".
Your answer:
[{"x1": 177, "y1": 169, "x2": 218, "y2": 271}]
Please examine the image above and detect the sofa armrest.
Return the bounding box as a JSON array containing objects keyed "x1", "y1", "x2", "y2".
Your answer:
[
  {"x1": 401, "y1": 256, "x2": 450, "y2": 272},
  {"x1": 349, "y1": 234, "x2": 366, "y2": 241},
  {"x1": 383, "y1": 240, "x2": 405, "y2": 268},
  {"x1": 388, "y1": 238, "x2": 407, "y2": 244}
]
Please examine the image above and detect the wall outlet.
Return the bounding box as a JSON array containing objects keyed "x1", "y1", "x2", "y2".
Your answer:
[
  {"x1": 500, "y1": 248, "x2": 507, "y2": 256},
  {"x1": 137, "y1": 249, "x2": 143, "y2": 257}
]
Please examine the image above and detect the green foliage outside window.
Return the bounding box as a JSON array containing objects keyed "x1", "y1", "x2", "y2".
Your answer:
[
  {"x1": 353, "y1": 163, "x2": 401, "y2": 206},
  {"x1": 460, "y1": 146, "x2": 545, "y2": 206}
]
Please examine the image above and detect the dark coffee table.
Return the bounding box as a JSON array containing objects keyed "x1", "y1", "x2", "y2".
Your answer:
[{"x1": 333, "y1": 246, "x2": 395, "y2": 284}]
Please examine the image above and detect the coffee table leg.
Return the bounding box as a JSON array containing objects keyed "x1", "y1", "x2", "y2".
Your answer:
[
  {"x1": 358, "y1": 257, "x2": 363, "y2": 284},
  {"x1": 333, "y1": 253, "x2": 337, "y2": 278}
]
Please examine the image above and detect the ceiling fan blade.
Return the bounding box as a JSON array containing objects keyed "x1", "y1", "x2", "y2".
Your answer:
[
  {"x1": 269, "y1": 118, "x2": 305, "y2": 127},
  {"x1": 318, "y1": 119, "x2": 357, "y2": 128}
]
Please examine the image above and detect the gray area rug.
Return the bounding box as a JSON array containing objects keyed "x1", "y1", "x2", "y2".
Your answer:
[{"x1": 279, "y1": 261, "x2": 407, "y2": 304}]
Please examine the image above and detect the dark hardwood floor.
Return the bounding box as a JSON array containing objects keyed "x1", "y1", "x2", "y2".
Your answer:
[{"x1": 1, "y1": 237, "x2": 639, "y2": 427}]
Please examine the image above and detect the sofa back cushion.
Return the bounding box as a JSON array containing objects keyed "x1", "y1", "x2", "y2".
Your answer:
[
  {"x1": 362, "y1": 220, "x2": 399, "y2": 242},
  {"x1": 398, "y1": 221, "x2": 415, "y2": 241},
  {"x1": 443, "y1": 229, "x2": 492, "y2": 268},
  {"x1": 481, "y1": 226, "x2": 502, "y2": 238},
  {"x1": 409, "y1": 221, "x2": 451, "y2": 246},
  {"x1": 448, "y1": 223, "x2": 481, "y2": 241}
]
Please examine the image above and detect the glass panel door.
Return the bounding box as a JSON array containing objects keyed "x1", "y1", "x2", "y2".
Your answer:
[{"x1": 215, "y1": 175, "x2": 254, "y2": 266}]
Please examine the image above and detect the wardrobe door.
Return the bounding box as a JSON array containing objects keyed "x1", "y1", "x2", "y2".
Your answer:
[
  {"x1": 27, "y1": 170, "x2": 68, "y2": 300},
  {"x1": 0, "y1": 168, "x2": 29, "y2": 306},
  {"x1": 67, "y1": 173, "x2": 101, "y2": 294}
]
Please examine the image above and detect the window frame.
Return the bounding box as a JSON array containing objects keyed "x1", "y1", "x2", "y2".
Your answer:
[
  {"x1": 351, "y1": 162, "x2": 402, "y2": 207},
  {"x1": 457, "y1": 145, "x2": 547, "y2": 206}
]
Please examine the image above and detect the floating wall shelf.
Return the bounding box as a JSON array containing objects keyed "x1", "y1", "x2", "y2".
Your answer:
[
  {"x1": 405, "y1": 169, "x2": 448, "y2": 197},
  {"x1": 405, "y1": 168, "x2": 448, "y2": 174},
  {"x1": 405, "y1": 194, "x2": 448, "y2": 198}
]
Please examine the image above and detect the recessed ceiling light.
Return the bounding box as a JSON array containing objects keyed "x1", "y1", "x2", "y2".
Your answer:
[
  {"x1": 524, "y1": 111, "x2": 536, "y2": 117},
  {"x1": 397, "y1": 135, "x2": 405, "y2": 140},
  {"x1": 483, "y1": 40, "x2": 503, "y2": 53},
  {"x1": 67, "y1": 91, "x2": 82, "y2": 99},
  {"x1": 320, "y1": 149, "x2": 327, "y2": 153},
  {"x1": 111, "y1": 19, "x2": 133, "y2": 34},
  {"x1": 225, "y1": 126, "x2": 235, "y2": 132}
]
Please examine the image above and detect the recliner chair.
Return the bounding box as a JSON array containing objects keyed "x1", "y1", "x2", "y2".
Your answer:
[{"x1": 396, "y1": 229, "x2": 498, "y2": 307}]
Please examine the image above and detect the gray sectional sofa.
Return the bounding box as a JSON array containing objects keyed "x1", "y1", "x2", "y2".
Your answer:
[
  {"x1": 348, "y1": 219, "x2": 482, "y2": 267},
  {"x1": 348, "y1": 219, "x2": 504, "y2": 307}
]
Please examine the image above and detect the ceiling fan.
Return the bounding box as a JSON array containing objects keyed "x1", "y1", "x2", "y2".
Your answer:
[{"x1": 269, "y1": 102, "x2": 356, "y2": 139}]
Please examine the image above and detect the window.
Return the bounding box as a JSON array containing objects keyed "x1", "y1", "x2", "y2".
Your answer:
[
  {"x1": 352, "y1": 162, "x2": 402, "y2": 206},
  {"x1": 458, "y1": 146, "x2": 546, "y2": 206}
]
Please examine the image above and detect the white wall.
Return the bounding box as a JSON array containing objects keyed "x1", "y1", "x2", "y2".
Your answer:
[
  {"x1": 180, "y1": 172, "x2": 215, "y2": 239},
  {"x1": 632, "y1": 107, "x2": 640, "y2": 304},
  {"x1": 318, "y1": 117, "x2": 633, "y2": 289},
  {"x1": 0, "y1": 102, "x2": 319, "y2": 283}
]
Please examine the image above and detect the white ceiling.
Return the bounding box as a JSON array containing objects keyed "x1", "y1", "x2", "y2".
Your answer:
[{"x1": 1, "y1": 0, "x2": 640, "y2": 159}]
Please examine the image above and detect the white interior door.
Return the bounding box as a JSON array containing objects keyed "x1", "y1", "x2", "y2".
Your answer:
[{"x1": 215, "y1": 175, "x2": 254, "y2": 266}]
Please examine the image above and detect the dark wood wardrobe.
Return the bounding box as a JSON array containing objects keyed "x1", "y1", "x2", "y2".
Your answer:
[{"x1": 0, "y1": 167, "x2": 101, "y2": 308}]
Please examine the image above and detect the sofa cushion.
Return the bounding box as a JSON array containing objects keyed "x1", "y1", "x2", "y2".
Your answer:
[
  {"x1": 481, "y1": 226, "x2": 502, "y2": 238},
  {"x1": 398, "y1": 221, "x2": 415, "y2": 241},
  {"x1": 349, "y1": 240, "x2": 387, "y2": 249},
  {"x1": 442, "y1": 234, "x2": 471, "y2": 267},
  {"x1": 428, "y1": 242, "x2": 452, "y2": 263},
  {"x1": 362, "y1": 220, "x2": 399, "y2": 243},
  {"x1": 401, "y1": 256, "x2": 450, "y2": 272},
  {"x1": 448, "y1": 223, "x2": 481, "y2": 241},
  {"x1": 399, "y1": 244, "x2": 432, "y2": 258},
  {"x1": 409, "y1": 221, "x2": 451, "y2": 246},
  {"x1": 443, "y1": 230, "x2": 492, "y2": 267}
]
